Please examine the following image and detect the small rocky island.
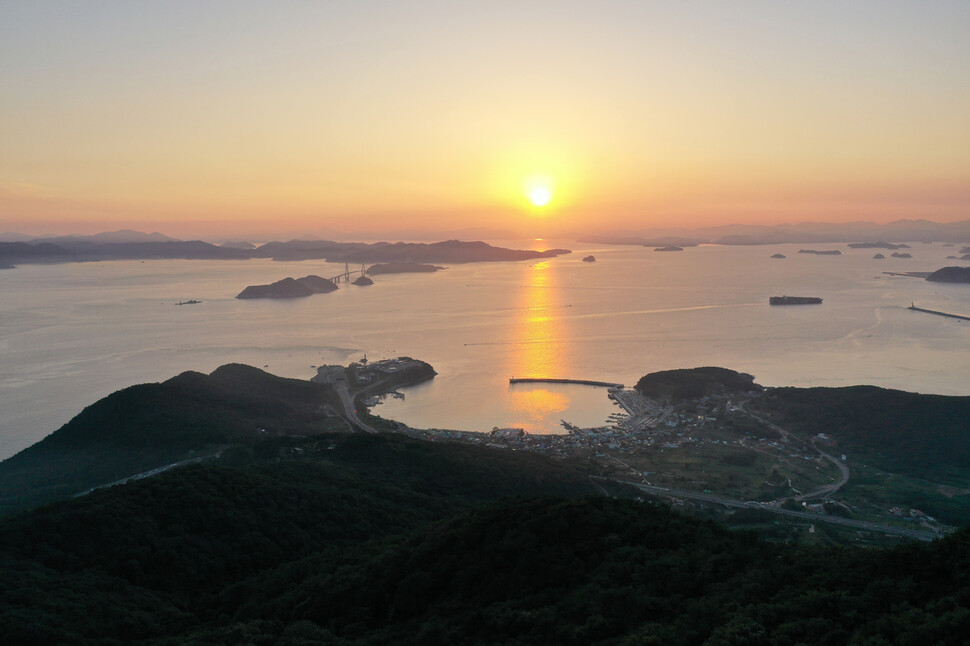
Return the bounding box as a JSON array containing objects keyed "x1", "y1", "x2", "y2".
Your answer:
[
  {"x1": 365, "y1": 263, "x2": 444, "y2": 275},
  {"x1": 873, "y1": 253, "x2": 885, "y2": 259},
  {"x1": 582, "y1": 255, "x2": 596, "y2": 262},
  {"x1": 848, "y1": 242, "x2": 909, "y2": 250},
  {"x1": 236, "y1": 275, "x2": 338, "y2": 299},
  {"x1": 352, "y1": 275, "x2": 374, "y2": 286},
  {"x1": 770, "y1": 253, "x2": 786, "y2": 259},
  {"x1": 926, "y1": 267, "x2": 970, "y2": 283},
  {"x1": 654, "y1": 246, "x2": 684, "y2": 252},
  {"x1": 799, "y1": 249, "x2": 842, "y2": 255},
  {"x1": 891, "y1": 252, "x2": 912, "y2": 258}
]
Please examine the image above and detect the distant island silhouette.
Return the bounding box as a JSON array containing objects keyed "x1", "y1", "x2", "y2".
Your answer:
[
  {"x1": 237, "y1": 275, "x2": 338, "y2": 299},
  {"x1": 366, "y1": 262, "x2": 444, "y2": 274},
  {"x1": 0, "y1": 238, "x2": 570, "y2": 268},
  {"x1": 926, "y1": 267, "x2": 970, "y2": 283}
]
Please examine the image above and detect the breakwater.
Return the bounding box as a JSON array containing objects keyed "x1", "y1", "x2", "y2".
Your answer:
[
  {"x1": 509, "y1": 378, "x2": 624, "y2": 388},
  {"x1": 908, "y1": 304, "x2": 970, "y2": 322}
]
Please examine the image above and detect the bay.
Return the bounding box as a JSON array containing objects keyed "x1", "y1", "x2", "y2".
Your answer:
[{"x1": 1, "y1": 240, "x2": 968, "y2": 460}]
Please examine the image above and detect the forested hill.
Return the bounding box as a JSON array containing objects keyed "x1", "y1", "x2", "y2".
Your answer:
[
  {"x1": 761, "y1": 386, "x2": 970, "y2": 483},
  {"x1": 0, "y1": 364, "x2": 343, "y2": 511},
  {"x1": 636, "y1": 367, "x2": 763, "y2": 401},
  {"x1": 0, "y1": 447, "x2": 967, "y2": 645}
]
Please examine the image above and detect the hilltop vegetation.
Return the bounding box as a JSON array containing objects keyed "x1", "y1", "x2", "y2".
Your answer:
[
  {"x1": 0, "y1": 364, "x2": 344, "y2": 511},
  {"x1": 636, "y1": 367, "x2": 762, "y2": 402},
  {"x1": 0, "y1": 448, "x2": 968, "y2": 644},
  {"x1": 761, "y1": 386, "x2": 970, "y2": 485}
]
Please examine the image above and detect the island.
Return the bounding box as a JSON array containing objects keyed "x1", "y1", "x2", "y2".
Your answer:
[
  {"x1": 770, "y1": 253, "x2": 786, "y2": 259},
  {"x1": 653, "y1": 245, "x2": 684, "y2": 252},
  {"x1": 236, "y1": 275, "x2": 337, "y2": 299},
  {"x1": 848, "y1": 242, "x2": 909, "y2": 249},
  {"x1": 873, "y1": 253, "x2": 885, "y2": 259},
  {"x1": 352, "y1": 275, "x2": 374, "y2": 286},
  {"x1": 582, "y1": 255, "x2": 596, "y2": 262},
  {"x1": 0, "y1": 237, "x2": 570, "y2": 267},
  {"x1": 365, "y1": 262, "x2": 444, "y2": 275},
  {"x1": 798, "y1": 249, "x2": 842, "y2": 255},
  {"x1": 579, "y1": 235, "x2": 700, "y2": 247},
  {"x1": 253, "y1": 239, "x2": 571, "y2": 263},
  {"x1": 890, "y1": 252, "x2": 912, "y2": 258},
  {"x1": 926, "y1": 266, "x2": 970, "y2": 283}
]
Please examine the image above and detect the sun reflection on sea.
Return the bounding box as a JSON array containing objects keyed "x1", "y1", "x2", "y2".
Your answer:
[{"x1": 507, "y1": 261, "x2": 571, "y2": 431}]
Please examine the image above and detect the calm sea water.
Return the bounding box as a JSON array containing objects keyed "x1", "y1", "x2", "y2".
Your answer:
[{"x1": 1, "y1": 240, "x2": 969, "y2": 459}]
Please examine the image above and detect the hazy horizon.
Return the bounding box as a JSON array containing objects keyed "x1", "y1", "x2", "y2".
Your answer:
[{"x1": 2, "y1": 1, "x2": 969, "y2": 237}]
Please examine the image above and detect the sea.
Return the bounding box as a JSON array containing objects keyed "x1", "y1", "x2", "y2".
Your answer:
[{"x1": 2, "y1": 240, "x2": 969, "y2": 460}]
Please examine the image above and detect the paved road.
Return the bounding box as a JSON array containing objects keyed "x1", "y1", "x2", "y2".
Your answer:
[
  {"x1": 605, "y1": 478, "x2": 940, "y2": 542},
  {"x1": 313, "y1": 368, "x2": 380, "y2": 434},
  {"x1": 75, "y1": 450, "x2": 224, "y2": 497},
  {"x1": 332, "y1": 380, "x2": 380, "y2": 434},
  {"x1": 740, "y1": 401, "x2": 851, "y2": 501}
]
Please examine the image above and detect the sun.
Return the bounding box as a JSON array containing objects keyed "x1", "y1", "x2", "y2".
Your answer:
[
  {"x1": 524, "y1": 176, "x2": 554, "y2": 208},
  {"x1": 529, "y1": 185, "x2": 552, "y2": 207}
]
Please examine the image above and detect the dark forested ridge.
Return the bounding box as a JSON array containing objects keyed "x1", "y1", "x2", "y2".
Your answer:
[
  {"x1": 0, "y1": 364, "x2": 344, "y2": 511},
  {"x1": 1, "y1": 460, "x2": 969, "y2": 644},
  {"x1": 636, "y1": 367, "x2": 763, "y2": 401},
  {"x1": 761, "y1": 386, "x2": 970, "y2": 483}
]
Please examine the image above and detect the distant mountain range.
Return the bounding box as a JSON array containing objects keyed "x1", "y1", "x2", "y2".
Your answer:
[
  {"x1": 0, "y1": 237, "x2": 570, "y2": 267},
  {"x1": 581, "y1": 218, "x2": 970, "y2": 246}
]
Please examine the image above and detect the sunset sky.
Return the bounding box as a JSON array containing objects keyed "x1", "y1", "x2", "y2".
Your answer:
[{"x1": 2, "y1": 1, "x2": 968, "y2": 238}]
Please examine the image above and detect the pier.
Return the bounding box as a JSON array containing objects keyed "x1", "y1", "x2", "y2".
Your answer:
[
  {"x1": 908, "y1": 304, "x2": 970, "y2": 322},
  {"x1": 509, "y1": 377, "x2": 624, "y2": 388}
]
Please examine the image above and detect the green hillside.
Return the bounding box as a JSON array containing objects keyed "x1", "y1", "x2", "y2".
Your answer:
[
  {"x1": 0, "y1": 364, "x2": 343, "y2": 511},
  {"x1": 761, "y1": 386, "x2": 970, "y2": 483}
]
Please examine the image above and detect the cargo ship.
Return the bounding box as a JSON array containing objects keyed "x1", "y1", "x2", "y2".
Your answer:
[{"x1": 770, "y1": 296, "x2": 822, "y2": 305}]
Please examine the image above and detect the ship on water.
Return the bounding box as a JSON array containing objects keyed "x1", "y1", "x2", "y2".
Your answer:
[{"x1": 770, "y1": 296, "x2": 823, "y2": 305}]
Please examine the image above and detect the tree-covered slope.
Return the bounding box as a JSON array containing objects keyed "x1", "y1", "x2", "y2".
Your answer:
[
  {"x1": 636, "y1": 367, "x2": 763, "y2": 401},
  {"x1": 0, "y1": 432, "x2": 969, "y2": 644},
  {"x1": 0, "y1": 433, "x2": 598, "y2": 644},
  {"x1": 232, "y1": 497, "x2": 970, "y2": 646},
  {"x1": 0, "y1": 364, "x2": 342, "y2": 511},
  {"x1": 761, "y1": 386, "x2": 970, "y2": 483}
]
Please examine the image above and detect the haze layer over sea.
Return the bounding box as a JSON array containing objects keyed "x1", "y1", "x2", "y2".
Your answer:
[{"x1": 2, "y1": 240, "x2": 969, "y2": 459}]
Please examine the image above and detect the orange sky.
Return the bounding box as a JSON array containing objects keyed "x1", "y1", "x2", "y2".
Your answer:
[{"x1": 2, "y1": 2, "x2": 968, "y2": 239}]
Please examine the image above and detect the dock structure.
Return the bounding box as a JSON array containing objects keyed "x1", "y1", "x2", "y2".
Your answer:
[
  {"x1": 509, "y1": 377, "x2": 624, "y2": 388},
  {"x1": 908, "y1": 304, "x2": 970, "y2": 322}
]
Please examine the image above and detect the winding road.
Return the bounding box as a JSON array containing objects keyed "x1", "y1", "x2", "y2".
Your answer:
[
  {"x1": 602, "y1": 478, "x2": 940, "y2": 542},
  {"x1": 739, "y1": 401, "x2": 850, "y2": 501}
]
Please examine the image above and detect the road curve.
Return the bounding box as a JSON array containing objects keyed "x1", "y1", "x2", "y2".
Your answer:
[{"x1": 604, "y1": 478, "x2": 939, "y2": 542}]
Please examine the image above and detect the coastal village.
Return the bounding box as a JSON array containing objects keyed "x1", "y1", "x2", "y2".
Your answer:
[{"x1": 354, "y1": 363, "x2": 948, "y2": 542}]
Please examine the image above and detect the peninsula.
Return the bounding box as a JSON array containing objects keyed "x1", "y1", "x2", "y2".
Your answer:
[{"x1": 926, "y1": 266, "x2": 970, "y2": 283}]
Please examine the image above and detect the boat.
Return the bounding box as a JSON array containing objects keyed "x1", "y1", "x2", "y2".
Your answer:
[{"x1": 769, "y1": 296, "x2": 822, "y2": 305}]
